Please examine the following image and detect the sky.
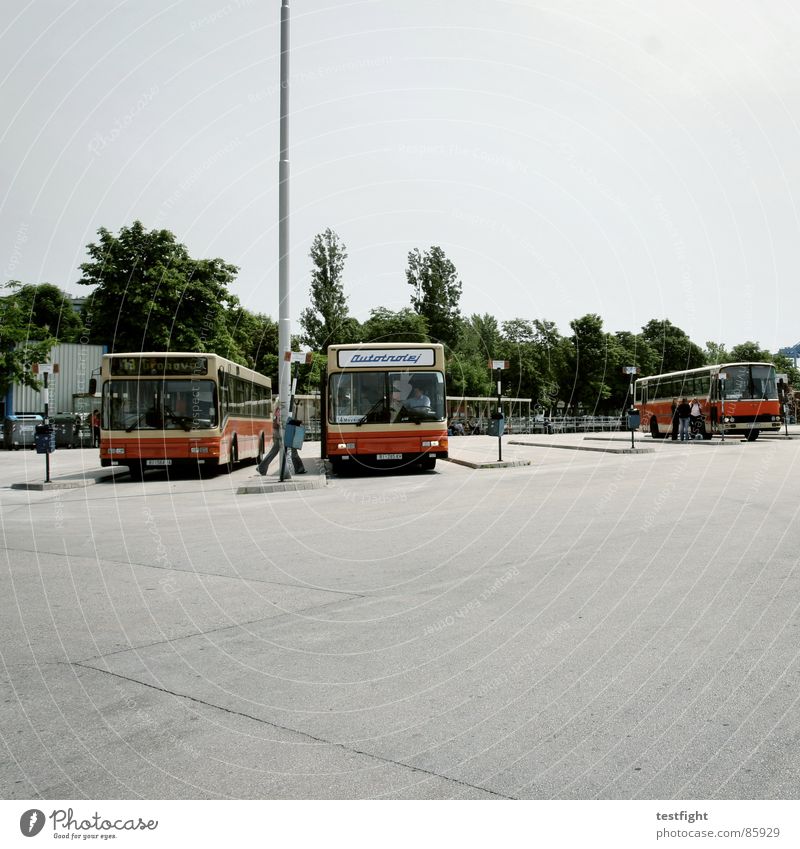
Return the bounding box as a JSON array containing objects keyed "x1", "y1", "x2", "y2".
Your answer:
[{"x1": 2, "y1": 0, "x2": 800, "y2": 350}]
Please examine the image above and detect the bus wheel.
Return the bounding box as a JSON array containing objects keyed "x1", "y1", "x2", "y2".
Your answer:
[
  {"x1": 702, "y1": 423, "x2": 712, "y2": 440},
  {"x1": 257, "y1": 434, "x2": 265, "y2": 465},
  {"x1": 420, "y1": 457, "x2": 436, "y2": 471},
  {"x1": 746, "y1": 429, "x2": 759, "y2": 442},
  {"x1": 227, "y1": 437, "x2": 239, "y2": 473},
  {"x1": 650, "y1": 417, "x2": 663, "y2": 439},
  {"x1": 127, "y1": 463, "x2": 143, "y2": 481}
]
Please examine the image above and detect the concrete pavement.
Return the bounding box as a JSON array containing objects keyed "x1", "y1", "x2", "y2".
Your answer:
[{"x1": 2, "y1": 432, "x2": 799, "y2": 799}]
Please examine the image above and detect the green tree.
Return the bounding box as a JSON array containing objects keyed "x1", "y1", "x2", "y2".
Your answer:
[
  {"x1": 703, "y1": 340, "x2": 730, "y2": 364},
  {"x1": 0, "y1": 283, "x2": 54, "y2": 394},
  {"x1": 227, "y1": 307, "x2": 279, "y2": 382},
  {"x1": 299, "y1": 229, "x2": 357, "y2": 352},
  {"x1": 78, "y1": 221, "x2": 241, "y2": 356},
  {"x1": 406, "y1": 245, "x2": 462, "y2": 349},
  {"x1": 640, "y1": 318, "x2": 704, "y2": 374},
  {"x1": 609, "y1": 331, "x2": 659, "y2": 410},
  {"x1": 449, "y1": 319, "x2": 493, "y2": 397},
  {"x1": 6, "y1": 282, "x2": 83, "y2": 342},
  {"x1": 360, "y1": 307, "x2": 428, "y2": 343},
  {"x1": 729, "y1": 340, "x2": 772, "y2": 362},
  {"x1": 564, "y1": 313, "x2": 616, "y2": 413}
]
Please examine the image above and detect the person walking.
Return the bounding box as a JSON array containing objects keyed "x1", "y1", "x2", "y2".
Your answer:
[
  {"x1": 91, "y1": 409, "x2": 101, "y2": 447},
  {"x1": 677, "y1": 397, "x2": 691, "y2": 441},
  {"x1": 257, "y1": 401, "x2": 305, "y2": 476},
  {"x1": 670, "y1": 398, "x2": 679, "y2": 440}
]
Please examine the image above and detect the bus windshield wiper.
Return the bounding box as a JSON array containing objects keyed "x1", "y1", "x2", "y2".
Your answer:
[
  {"x1": 357, "y1": 396, "x2": 387, "y2": 426},
  {"x1": 165, "y1": 406, "x2": 192, "y2": 432},
  {"x1": 125, "y1": 414, "x2": 146, "y2": 433}
]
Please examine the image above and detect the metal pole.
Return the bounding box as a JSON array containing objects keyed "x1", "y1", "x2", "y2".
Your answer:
[
  {"x1": 720, "y1": 382, "x2": 726, "y2": 443},
  {"x1": 496, "y1": 368, "x2": 502, "y2": 462},
  {"x1": 44, "y1": 372, "x2": 51, "y2": 484},
  {"x1": 278, "y1": 0, "x2": 292, "y2": 478}
]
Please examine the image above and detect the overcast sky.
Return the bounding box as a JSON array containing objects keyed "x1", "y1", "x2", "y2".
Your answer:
[{"x1": 2, "y1": 0, "x2": 799, "y2": 350}]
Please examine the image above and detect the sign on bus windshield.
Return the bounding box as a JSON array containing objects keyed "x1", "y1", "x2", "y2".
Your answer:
[{"x1": 110, "y1": 356, "x2": 209, "y2": 376}]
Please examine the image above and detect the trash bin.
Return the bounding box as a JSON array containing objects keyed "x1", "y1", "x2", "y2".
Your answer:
[
  {"x1": 52, "y1": 413, "x2": 81, "y2": 448},
  {"x1": 627, "y1": 408, "x2": 641, "y2": 431},
  {"x1": 488, "y1": 412, "x2": 505, "y2": 437},
  {"x1": 34, "y1": 424, "x2": 56, "y2": 454},
  {"x1": 3, "y1": 415, "x2": 43, "y2": 450}
]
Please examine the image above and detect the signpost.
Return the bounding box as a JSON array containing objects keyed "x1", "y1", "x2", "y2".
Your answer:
[
  {"x1": 488, "y1": 360, "x2": 509, "y2": 461},
  {"x1": 622, "y1": 366, "x2": 639, "y2": 448},
  {"x1": 33, "y1": 363, "x2": 59, "y2": 483}
]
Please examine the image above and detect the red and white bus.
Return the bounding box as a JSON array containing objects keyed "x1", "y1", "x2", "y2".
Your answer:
[
  {"x1": 100, "y1": 352, "x2": 272, "y2": 478},
  {"x1": 634, "y1": 362, "x2": 782, "y2": 441},
  {"x1": 323, "y1": 343, "x2": 449, "y2": 471}
]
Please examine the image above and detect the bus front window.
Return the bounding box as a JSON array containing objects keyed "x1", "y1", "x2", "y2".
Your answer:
[
  {"x1": 721, "y1": 365, "x2": 777, "y2": 400},
  {"x1": 329, "y1": 372, "x2": 446, "y2": 423},
  {"x1": 104, "y1": 380, "x2": 218, "y2": 431}
]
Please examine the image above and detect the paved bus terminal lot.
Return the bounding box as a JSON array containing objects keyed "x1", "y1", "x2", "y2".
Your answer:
[{"x1": 2, "y1": 433, "x2": 799, "y2": 799}]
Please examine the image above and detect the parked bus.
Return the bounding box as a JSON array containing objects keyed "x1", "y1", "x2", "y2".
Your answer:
[
  {"x1": 634, "y1": 362, "x2": 781, "y2": 441},
  {"x1": 99, "y1": 352, "x2": 272, "y2": 478},
  {"x1": 323, "y1": 343, "x2": 448, "y2": 471}
]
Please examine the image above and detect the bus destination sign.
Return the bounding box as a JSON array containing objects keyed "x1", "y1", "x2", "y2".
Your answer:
[
  {"x1": 337, "y1": 348, "x2": 435, "y2": 368},
  {"x1": 110, "y1": 356, "x2": 209, "y2": 376}
]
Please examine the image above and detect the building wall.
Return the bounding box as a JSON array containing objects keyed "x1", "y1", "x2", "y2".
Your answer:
[{"x1": 10, "y1": 343, "x2": 105, "y2": 415}]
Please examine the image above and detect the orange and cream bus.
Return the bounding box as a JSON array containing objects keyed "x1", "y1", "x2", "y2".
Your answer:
[
  {"x1": 323, "y1": 343, "x2": 448, "y2": 471},
  {"x1": 634, "y1": 362, "x2": 782, "y2": 441},
  {"x1": 99, "y1": 352, "x2": 272, "y2": 478}
]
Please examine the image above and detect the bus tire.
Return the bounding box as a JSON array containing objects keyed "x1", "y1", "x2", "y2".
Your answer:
[
  {"x1": 702, "y1": 423, "x2": 712, "y2": 440},
  {"x1": 127, "y1": 462, "x2": 143, "y2": 481},
  {"x1": 420, "y1": 457, "x2": 436, "y2": 471},
  {"x1": 650, "y1": 417, "x2": 663, "y2": 439},
  {"x1": 227, "y1": 436, "x2": 239, "y2": 473},
  {"x1": 746, "y1": 429, "x2": 759, "y2": 442},
  {"x1": 257, "y1": 434, "x2": 265, "y2": 465}
]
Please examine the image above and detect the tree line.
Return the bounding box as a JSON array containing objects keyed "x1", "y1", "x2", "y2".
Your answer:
[{"x1": 2, "y1": 220, "x2": 796, "y2": 413}]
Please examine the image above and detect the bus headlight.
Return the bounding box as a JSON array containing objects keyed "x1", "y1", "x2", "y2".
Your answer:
[
  {"x1": 421, "y1": 440, "x2": 439, "y2": 447},
  {"x1": 190, "y1": 447, "x2": 209, "y2": 453},
  {"x1": 337, "y1": 442, "x2": 355, "y2": 450},
  {"x1": 109, "y1": 447, "x2": 125, "y2": 454}
]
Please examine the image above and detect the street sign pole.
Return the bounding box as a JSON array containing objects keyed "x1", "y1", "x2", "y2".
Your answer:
[
  {"x1": 43, "y1": 371, "x2": 51, "y2": 484},
  {"x1": 489, "y1": 359, "x2": 508, "y2": 462},
  {"x1": 719, "y1": 372, "x2": 727, "y2": 442}
]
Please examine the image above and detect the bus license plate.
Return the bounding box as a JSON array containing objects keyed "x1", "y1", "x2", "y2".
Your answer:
[
  {"x1": 146, "y1": 459, "x2": 172, "y2": 466},
  {"x1": 377, "y1": 453, "x2": 402, "y2": 460}
]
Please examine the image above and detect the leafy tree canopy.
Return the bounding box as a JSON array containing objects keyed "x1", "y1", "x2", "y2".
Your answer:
[
  {"x1": 407, "y1": 245, "x2": 462, "y2": 350},
  {"x1": 78, "y1": 221, "x2": 241, "y2": 356},
  {"x1": 4, "y1": 282, "x2": 83, "y2": 342},
  {"x1": 360, "y1": 307, "x2": 427, "y2": 343},
  {"x1": 641, "y1": 318, "x2": 704, "y2": 374},
  {"x1": 299, "y1": 229, "x2": 358, "y2": 352},
  {"x1": 0, "y1": 282, "x2": 54, "y2": 393}
]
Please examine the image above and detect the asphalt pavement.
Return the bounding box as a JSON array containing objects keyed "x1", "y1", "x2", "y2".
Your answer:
[{"x1": 2, "y1": 431, "x2": 799, "y2": 799}]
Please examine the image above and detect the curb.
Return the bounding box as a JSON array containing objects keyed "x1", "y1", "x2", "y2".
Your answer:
[
  {"x1": 10, "y1": 468, "x2": 126, "y2": 490},
  {"x1": 507, "y1": 440, "x2": 654, "y2": 455},
  {"x1": 445, "y1": 458, "x2": 532, "y2": 469}
]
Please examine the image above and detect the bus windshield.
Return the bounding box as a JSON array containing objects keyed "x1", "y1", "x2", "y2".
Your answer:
[
  {"x1": 722, "y1": 365, "x2": 777, "y2": 401},
  {"x1": 330, "y1": 371, "x2": 445, "y2": 424},
  {"x1": 104, "y1": 379, "x2": 218, "y2": 431}
]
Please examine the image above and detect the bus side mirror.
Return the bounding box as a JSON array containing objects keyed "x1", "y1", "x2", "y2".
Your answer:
[{"x1": 88, "y1": 378, "x2": 97, "y2": 395}]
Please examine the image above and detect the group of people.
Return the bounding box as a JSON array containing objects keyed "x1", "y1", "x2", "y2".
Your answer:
[{"x1": 671, "y1": 397, "x2": 703, "y2": 441}]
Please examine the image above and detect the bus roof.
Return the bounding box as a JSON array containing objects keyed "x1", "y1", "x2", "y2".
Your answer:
[{"x1": 635, "y1": 362, "x2": 775, "y2": 382}]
